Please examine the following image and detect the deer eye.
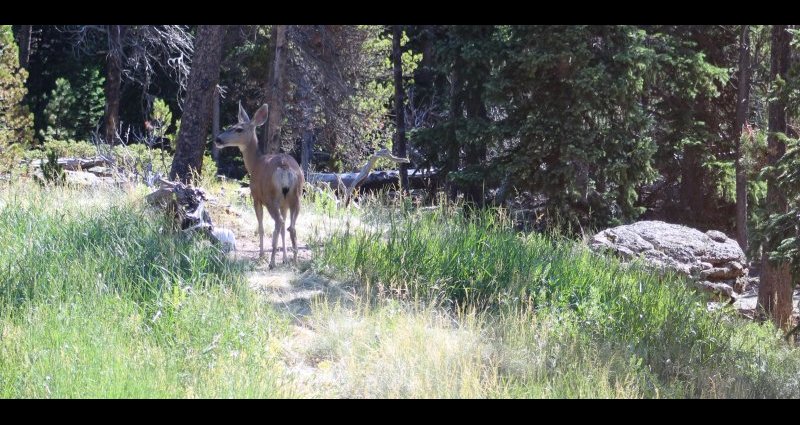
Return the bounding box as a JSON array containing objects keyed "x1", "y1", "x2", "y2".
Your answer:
[{"x1": 235, "y1": 128, "x2": 243, "y2": 133}]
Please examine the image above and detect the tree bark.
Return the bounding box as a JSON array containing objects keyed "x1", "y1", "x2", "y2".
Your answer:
[
  {"x1": 446, "y1": 55, "x2": 463, "y2": 201},
  {"x1": 463, "y1": 30, "x2": 490, "y2": 208},
  {"x1": 211, "y1": 85, "x2": 220, "y2": 162},
  {"x1": 464, "y1": 87, "x2": 487, "y2": 208},
  {"x1": 104, "y1": 25, "x2": 125, "y2": 145},
  {"x1": 263, "y1": 25, "x2": 288, "y2": 155},
  {"x1": 412, "y1": 25, "x2": 434, "y2": 108},
  {"x1": 296, "y1": 63, "x2": 315, "y2": 177},
  {"x1": 734, "y1": 25, "x2": 752, "y2": 254},
  {"x1": 680, "y1": 143, "x2": 704, "y2": 225},
  {"x1": 301, "y1": 125, "x2": 314, "y2": 176},
  {"x1": 392, "y1": 25, "x2": 409, "y2": 193},
  {"x1": 170, "y1": 25, "x2": 225, "y2": 182},
  {"x1": 757, "y1": 25, "x2": 794, "y2": 330},
  {"x1": 17, "y1": 25, "x2": 32, "y2": 69}
]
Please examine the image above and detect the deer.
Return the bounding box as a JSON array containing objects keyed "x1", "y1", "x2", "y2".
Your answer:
[{"x1": 215, "y1": 102, "x2": 304, "y2": 269}]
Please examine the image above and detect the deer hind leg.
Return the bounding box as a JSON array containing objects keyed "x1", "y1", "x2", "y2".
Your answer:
[
  {"x1": 280, "y1": 206, "x2": 289, "y2": 262},
  {"x1": 254, "y1": 200, "x2": 265, "y2": 258},
  {"x1": 266, "y1": 201, "x2": 283, "y2": 269},
  {"x1": 288, "y1": 197, "x2": 300, "y2": 262}
]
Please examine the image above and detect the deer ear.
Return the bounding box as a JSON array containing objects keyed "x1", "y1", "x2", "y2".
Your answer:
[
  {"x1": 252, "y1": 104, "x2": 269, "y2": 127},
  {"x1": 238, "y1": 101, "x2": 250, "y2": 123}
]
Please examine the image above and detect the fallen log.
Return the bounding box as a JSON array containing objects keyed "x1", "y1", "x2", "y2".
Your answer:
[
  {"x1": 145, "y1": 178, "x2": 236, "y2": 252},
  {"x1": 308, "y1": 170, "x2": 402, "y2": 191},
  {"x1": 26, "y1": 156, "x2": 111, "y2": 171},
  {"x1": 306, "y1": 148, "x2": 429, "y2": 206},
  {"x1": 146, "y1": 178, "x2": 211, "y2": 231}
]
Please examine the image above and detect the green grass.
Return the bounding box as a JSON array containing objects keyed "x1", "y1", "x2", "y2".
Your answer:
[
  {"x1": 295, "y1": 297, "x2": 650, "y2": 398},
  {"x1": 3, "y1": 178, "x2": 799, "y2": 398},
  {"x1": 312, "y1": 202, "x2": 800, "y2": 398},
  {"x1": 0, "y1": 182, "x2": 293, "y2": 398}
]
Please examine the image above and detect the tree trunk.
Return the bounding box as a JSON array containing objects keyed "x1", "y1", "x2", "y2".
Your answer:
[
  {"x1": 411, "y1": 25, "x2": 434, "y2": 108},
  {"x1": 296, "y1": 67, "x2": 314, "y2": 177},
  {"x1": 680, "y1": 143, "x2": 704, "y2": 225},
  {"x1": 463, "y1": 30, "x2": 490, "y2": 208},
  {"x1": 170, "y1": 25, "x2": 225, "y2": 182},
  {"x1": 263, "y1": 25, "x2": 288, "y2": 155},
  {"x1": 211, "y1": 85, "x2": 220, "y2": 162},
  {"x1": 734, "y1": 25, "x2": 752, "y2": 253},
  {"x1": 464, "y1": 87, "x2": 487, "y2": 208},
  {"x1": 446, "y1": 55, "x2": 463, "y2": 201},
  {"x1": 301, "y1": 126, "x2": 313, "y2": 177},
  {"x1": 17, "y1": 25, "x2": 32, "y2": 69},
  {"x1": 104, "y1": 25, "x2": 125, "y2": 145},
  {"x1": 757, "y1": 25, "x2": 794, "y2": 330},
  {"x1": 392, "y1": 25, "x2": 409, "y2": 193}
]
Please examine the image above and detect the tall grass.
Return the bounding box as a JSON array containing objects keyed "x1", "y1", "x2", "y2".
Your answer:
[
  {"x1": 3, "y1": 179, "x2": 799, "y2": 398},
  {"x1": 313, "y1": 203, "x2": 800, "y2": 398},
  {"x1": 0, "y1": 182, "x2": 293, "y2": 398},
  {"x1": 296, "y1": 297, "x2": 651, "y2": 398}
]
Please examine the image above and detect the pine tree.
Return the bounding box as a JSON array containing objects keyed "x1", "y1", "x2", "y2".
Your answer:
[{"x1": 0, "y1": 25, "x2": 34, "y2": 153}]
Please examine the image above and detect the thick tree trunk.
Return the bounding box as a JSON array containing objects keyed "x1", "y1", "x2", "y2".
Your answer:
[
  {"x1": 734, "y1": 25, "x2": 752, "y2": 253},
  {"x1": 17, "y1": 25, "x2": 32, "y2": 69},
  {"x1": 392, "y1": 25, "x2": 409, "y2": 192},
  {"x1": 757, "y1": 25, "x2": 794, "y2": 330},
  {"x1": 104, "y1": 25, "x2": 125, "y2": 145},
  {"x1": 263, "y1": 25, "x2": 288, "y2": 155},
  {"x1": 170, "y1": 25, "x2": 225, "y2": 182}
]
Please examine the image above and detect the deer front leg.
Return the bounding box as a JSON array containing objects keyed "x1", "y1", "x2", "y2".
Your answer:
[{"x1": 254, "y1": 200, "x2": 265, "y2": 258}]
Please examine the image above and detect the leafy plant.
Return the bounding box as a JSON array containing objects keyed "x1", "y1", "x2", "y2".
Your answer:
[
  {"x1": 34, "y1": 148, "x2": 65, "y2": 186},
  {"x1": 147, "y1": 98, "x2": 177, "y2": 150}
]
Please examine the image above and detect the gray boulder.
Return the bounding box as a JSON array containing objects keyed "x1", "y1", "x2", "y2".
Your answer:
[{"x1": 590, "y1": 221, "x2": 748, "y2": 297}]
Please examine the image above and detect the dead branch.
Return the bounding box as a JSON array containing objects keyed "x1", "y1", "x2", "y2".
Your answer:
[{"x1": 343, "y1": 148, "x2": 409, "y2": 207}]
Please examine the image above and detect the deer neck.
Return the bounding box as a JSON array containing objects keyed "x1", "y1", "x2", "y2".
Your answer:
[{"x1": 240, "y1": 134, "x2": 262, "y2": 176}]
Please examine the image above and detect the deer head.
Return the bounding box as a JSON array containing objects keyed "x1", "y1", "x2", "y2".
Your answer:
[{"x1": 215, "y1": 102, "x2": 269, "y2": 150}]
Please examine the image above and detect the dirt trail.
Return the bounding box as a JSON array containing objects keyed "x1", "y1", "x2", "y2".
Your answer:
[
  {"x1": 214, "y1": 200, "x2": 350, "y2": 316},
  {"x1": 207, "y1": 197, "x2": 361, "y2": 393}
]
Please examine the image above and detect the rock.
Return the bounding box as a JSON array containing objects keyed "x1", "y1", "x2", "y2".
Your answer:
[
  {"x1": 591, "y1": 221, "x2": 747, "y2": 298},
  {"x1": 212, "y1": 227, "x2": 236, "y2": 253},
  {"x1": 87, "y1": 166, "x2": 112, "y2": 177},
  {"x1": 65, "y1": 170, "x2": 119, "y2": 186},
  {"x1": 699, "y1": 262, "x2": 743, "y2": 280},
  {"x1": 695, "y1": 280, "x2": 735, "y2": 298},
  {"x1": 66, "y1": 170, "x2": 100, "y2": 186},
  {"x1": 706, "y1": 230, "x2": 728, "y2": 243}
]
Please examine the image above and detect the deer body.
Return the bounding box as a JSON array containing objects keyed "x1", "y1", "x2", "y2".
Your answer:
[{"x1": 216, "y1": 103, "x2": 304, "y2": 269}]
